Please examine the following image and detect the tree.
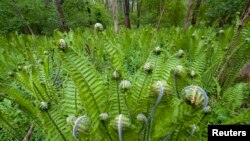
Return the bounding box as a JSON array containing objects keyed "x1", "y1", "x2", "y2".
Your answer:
[
  {"x1": 239, "y1": 0, "x2": 250, "y2": 31},
  {"x1": 55, "y1": 0, "x2": 69, "y2": 32},
  {"x1": 184, "y1": 0, "x2": 194, "y2": 30},
  {"x1": 124, "y1": 0, "x2": 131, "y2": 28},
  {"x1": 112, "y1": 0, "x2": 119, "y2": 33},
  {"x1": 131, "y1": 0, "x2": 135, "y2": 12},
  {"x1": 191, "y1": 0, "x2": 202, "y2": 26},
  {"x1": 205, "y1": 0, "x2": 246, "y2": 27},
  {"x1": 136, "y1": 0, "x2": 141, "y2": 28}
]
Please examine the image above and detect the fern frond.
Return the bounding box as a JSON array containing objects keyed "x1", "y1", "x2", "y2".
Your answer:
[
  {"x1": 221, "y1": 83, "x2": 246, "y2": 111},
  {"x1": 105, "y1": 41, "x2": 123, "y2": 71},
  {"x1": 62, "y1": 78, "x2": 83, "y2": 116},
  {"x1": 223, "y1": 109, "x2": 250, "y2": 124},
  {"x1": 58, "y1": 46, "x2": 112, "y2": 139},
  {"x1": 38, "y1": 109, "x2": 72, "y2": 141},
  {"x1": 0, "y1": 111, "x2": 23, "y2": 140},
  {"x1": 108, "y1": 79, "x2": 130, "y2": 118},
  {"x1": 3, "y1": 86, "x2": 37, "y2": 119}
]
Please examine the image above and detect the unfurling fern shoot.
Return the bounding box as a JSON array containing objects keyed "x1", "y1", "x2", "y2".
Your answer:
[
  {"x1": 118, "y1": 114, "x2": 123, "y2": 141},
  {"x1": 99, "y1": 113, "x2": 109, "y2": 121},
  {"x1": 119, "y1": 80, "x2": 132, "y2": 118},
  {"x1": 137, "y1": 113, "x2": 148, "y2": 140},
  {"x1": 73, "y1": 115, "x2": 90, "y2": 139},
  {"x1": 154, "y1": 46, "x2": 162, "y2": 55},
  {"x1": 110, "y1": 114, "x2": 134, "y2": 141},
  {"x1": 147, "y1": 81, "x2": 167, "y2": 141},
  {"x1": 94, "y1": 23, "x2": 104, "y2": 32},
  {"x1": 181, "y1": 85, "x2": 209, "y2": 111},
  {"x1": 189, "y1": 70, "x2": 196, "y2": 78},
  {"x1": 66, "y1": 115, "x2": 77, "y2": 127},
  {"x1": 40, "y1": 101, "x2": 49, "y2": 110},
  {"x1": 119, "y1": 80, "x2": 131, "y2": 91},
  {"x1": 176, "y1": 49, "x2": 185, "y2": 58},
  {"x1": 58, "y1": 39, "x2": 67, "y2": 51},
  {"x1": 112, "y1": 70, "x2": 120, "y2": 79},
  {"x1": 144, "y1": 63, "x2": 153, "y2": 73}
]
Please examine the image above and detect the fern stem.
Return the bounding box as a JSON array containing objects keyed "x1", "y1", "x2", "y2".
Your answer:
[
  {"x1": 118, "y1": 114, "x2": 123, "y2": 141},
  {"x1": 174, "y1": 70, "x2": 179, "y2": 98},
  {"x1": 116, "y1": 79, "x2": 121, "y2": 114},
  {"x1": 53, "y1": 59, "x2": 62, "y2": 85},
  {"x1": 123, "y1": 92, "x2": 131, "y2": 119},
  {"x1": 145, "y1": 55, "x2": 159, "y2": 141},
  {"x1": 101, "y1": 121, "x2": 113, "y2": 141},
  {"x1": 142, "y1": 116, "x2": 148, "y2": 141},
  {"x1": 147, "y1": 81, "x2": 164, "y2": 141},
  {"x1": 136, "y1": 114, "x2": 149, "y2": 141},
  {"x1": 45, "y1": 110, "x2": 67, "y2": 141},
  {"x1": 137, "y1": 114, "x2": 147, "y2": 141}
]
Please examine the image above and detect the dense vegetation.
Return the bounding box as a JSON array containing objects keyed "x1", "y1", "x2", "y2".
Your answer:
[
  {"x1": 0, "y1": 0, "x2": 249, "y2": 141},
  {"x1": 0, "y1": 0, "x2": 247, "y2": 34}
]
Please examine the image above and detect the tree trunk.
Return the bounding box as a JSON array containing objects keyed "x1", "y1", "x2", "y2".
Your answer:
[
  {"x1": 191, "y1": 0, "x2": 201, "y2": 26},
  {"x1": 131, "y1": 0, "x2": 134, "y2": 12},
  {"x1": 238, "y1": 0, "x2": 250, "y2": 31},
  {"x1": 105, "y1": 0, "x2": 109, "y2": 10},
  {"x1": 124, "y1": 0, "x2": 131, "y2": 28},
  {"x1": 112, "y1": 0, "x2": 119, "y2": 34},
  {"x1": 184, "y1": 0, "x2": 194, "y2": 30},
  {"x1": 119, "y1": 0, "x2": 124, "y2": 13},
  {"x1": 55, "y1": 0, "x2": 69, "y2": 32},
  {"x1": 136, "y1": 0, "x2": 141, "y2": 28}
]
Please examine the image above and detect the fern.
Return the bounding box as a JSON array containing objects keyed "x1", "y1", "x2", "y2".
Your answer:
[
  {"x1": 62, "y1": 78, "x2": 83, "y2": 116},
  {"x1": 105, "y1": 40, "x2": 123, "y2": 71},
  {"x1": 223, "y1": 109, "x2": 250, "y2": 124},
  {"x1": 221, "y1": 83, "x2": 246, "y2": 111},
  {"x1": 58, "y1": 46, "x2": 112, "y2": 140},
  {"x1": 0, "y1": 108, "x2": 23, "y2": 140},
  {"x1": 1, "y1": 26, "x2": 249, "y2": 141}
]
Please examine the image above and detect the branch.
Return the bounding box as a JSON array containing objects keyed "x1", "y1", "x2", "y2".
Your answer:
[{"x1": 23, "y1": 124, "x2": 34, "y2": 141}]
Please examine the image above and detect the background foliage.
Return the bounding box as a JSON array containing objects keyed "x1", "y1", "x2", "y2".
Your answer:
[{"x1": 0, "y1": 0, "x2": 248, "y2": 34}]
